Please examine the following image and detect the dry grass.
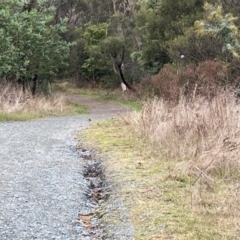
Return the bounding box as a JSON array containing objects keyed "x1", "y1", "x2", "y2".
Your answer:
[
  {"x1": 125, "y1": 93, "x2": 240, "y2": 181},
  {"x1": 0, "y1": 84, "x2": 83, "y2": 121},
  {"x1": 81, "y1": 92, "x2": 240, "y2": 239},
  {"x1": 121, "y1": 92, "x2": 240, "y2": 238}
]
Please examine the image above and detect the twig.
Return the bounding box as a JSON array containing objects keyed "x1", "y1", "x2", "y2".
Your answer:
[{"x1": 191, "y1": 146, "x2": 224, "y2": 186}]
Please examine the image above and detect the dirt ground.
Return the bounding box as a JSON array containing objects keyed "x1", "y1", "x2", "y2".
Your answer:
[{"x1": 66, "y1": 94, "x2": 129, "y2": 115}]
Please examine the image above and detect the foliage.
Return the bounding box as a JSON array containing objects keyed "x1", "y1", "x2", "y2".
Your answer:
[
  {"x1": 151, "y1": 60, "x2": 227, "y2": 102},
  {"x1": 0, "y1": 0, "x2": 71, "y2": 93},
  {"x1": 80, "y1": 23, "x2": 111, "y2": 82},
  {"x1": 131, "y1": 0, "x2": 205, "y2": 73},
  {"x1": 2, "y1": 0, "x2": 240, "y2": 92},
  {"x1": 151, "y1": 64, "x2": 180, "y2": 102},
  {"x1": 195, "y1": 3, "x2": 240, "y2": 58},
  {"x1": 167, "y1": 28, "x2": 225, "y2": 64}
]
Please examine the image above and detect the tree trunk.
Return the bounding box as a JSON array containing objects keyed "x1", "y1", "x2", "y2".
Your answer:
[
  {"x1": 17, "y1": 77, "x2": 26, "y2": 93},
  {"x1": 31, "y1": 74, "x2": 38, "y2": 96},
  {"x1": 117, "y1": 63, "x2": 133, "y2": 90}
]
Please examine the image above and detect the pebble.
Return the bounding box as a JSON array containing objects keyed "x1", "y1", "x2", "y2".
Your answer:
[{"x1": 0, "y1": 114, "x2": 104, "y2": 239}]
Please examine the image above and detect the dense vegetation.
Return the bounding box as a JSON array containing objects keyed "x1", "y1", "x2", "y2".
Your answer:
[{"x1": 1, "y1": 0, "x2": 240, "y2": 97}]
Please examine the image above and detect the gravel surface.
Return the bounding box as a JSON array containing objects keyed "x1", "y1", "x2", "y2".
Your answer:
[{"x1": 0, "y1": 96, "x2": 133, "y2": 240}]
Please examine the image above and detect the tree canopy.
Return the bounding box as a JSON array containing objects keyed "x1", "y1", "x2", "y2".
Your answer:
[
  {"x1": 0, "y1": 0, "x2": 71, "y2": 94},
  {"x1": 1, "y1": 0, "x2": 240, "y2": 92}
]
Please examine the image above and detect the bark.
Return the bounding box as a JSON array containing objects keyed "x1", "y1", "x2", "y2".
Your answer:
[
  {"x1": 117, "y1": 63, "x2": 133, "y2": 91},
  {"x1": 17, "y1": 77, "x2": 26, "y2": 93},
  {"x1": 31, "y1": 74, "x2": 38, "y2": 96}
]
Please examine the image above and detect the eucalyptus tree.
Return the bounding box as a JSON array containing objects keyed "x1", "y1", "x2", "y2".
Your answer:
[
  {"x1": 195, "y1": 3, "x2": 240, "y2": 58},
  {"x1": 194, "y1": 2, "x2": 240, "y2": 93}
]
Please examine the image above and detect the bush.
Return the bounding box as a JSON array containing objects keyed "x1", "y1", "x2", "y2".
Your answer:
[
  {"x1": 180, "y1": 60, "x2": 226, "y2": 100},
  {"x1": 0, "y1": 83, "x2": 67, "y2": 115},
  {"x1": 151, "y1": 60, "x2": 227, "y2": 102},
  {"x1": 151, "y1": 64, "x2": 181, "y2": 103},
  {"x1": 227, "y1": 58, "x2": 240, "y2": 97}
]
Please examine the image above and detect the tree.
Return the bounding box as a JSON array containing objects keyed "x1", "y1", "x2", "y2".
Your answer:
[
  {"x1": 53, "y1": 0, "x2": 88, "y2": 25},
  {"x1": 0, "y1": 0, "x2": 71, "y2": 94},
  {"x1": 195, "y1": 3, "x2": 240, "y2": 58},
  {"x1": 165, "y1": 27, "x2": 225, "y2": 66},
  {"x1": 68, "y1": 0, "x2": 139, "y2": 88},
  {"x1": 132, "y1": 0, "x2": 205, "y2": 73}
]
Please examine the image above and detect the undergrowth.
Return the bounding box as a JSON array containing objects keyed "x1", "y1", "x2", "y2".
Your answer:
[
  {"x1": 82, "y1": 91, "x2": 240, "y2": 239},
  {"x1": 121, "y1": 92, "x2": 240, "y2": 238},
  {"x1": 124, "y1": 93, "x2": 240, "y2": 181},
  {"x1": 0, "y1": 84, "x2": 86, "y2": 121}
]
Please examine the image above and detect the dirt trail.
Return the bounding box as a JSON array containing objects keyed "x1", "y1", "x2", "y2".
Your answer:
[{"x1": 66, "y1": 94, "x2": 129, "y2": 115}]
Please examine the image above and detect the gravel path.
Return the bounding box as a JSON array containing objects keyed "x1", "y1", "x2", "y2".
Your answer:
[{"x1": 0, "y1": 96, "x2": 129, "y2": 240}]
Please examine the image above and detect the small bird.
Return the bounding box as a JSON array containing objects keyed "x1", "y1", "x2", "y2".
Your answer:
[{"x1": 88, "y1": 118, "x2": 92, "y2": 122}]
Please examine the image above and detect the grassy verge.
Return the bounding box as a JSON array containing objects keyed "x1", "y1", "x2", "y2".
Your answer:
[
  {"x1": 81, "y1": 112, "x2": 239, "y2": 239},
  {"x1": 0, "y1": 112, "x2": 40, "y2": 122},
  {"x1": 0, "y1": 104, "x2": 88, "y2": 122},
  {"x1": 0, "y1": 84, "x2": 88, "y2": 122},
  {"x1": 70, "y1": 103, "x2": 89, "y2": 115},
  {"x1": 0, "y1": 103, "x2": 88, "y2": 122}
]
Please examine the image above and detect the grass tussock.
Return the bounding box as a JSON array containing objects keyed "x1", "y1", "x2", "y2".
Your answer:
[
  {"x1": 126, "y1": 93, "x2": 240, "y2": 181},
  {"x1": 0, "y1": 84, "x2": 86, "y2": 121}
]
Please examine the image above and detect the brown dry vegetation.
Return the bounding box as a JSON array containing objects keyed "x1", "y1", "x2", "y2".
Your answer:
[
  {"x1": 120, "y1": 92, "x2": 240, "y2": 238},
  {"x1": 0, "y1": 84, "x2": 81, "y2": 121},
  {"x1": 150, "y1": 60, "x2": 240, "y2": 103},
  {"x1": 81, "y1": 88, "x2": 239, "y2": 238},
  {"x1": 127, "y1": 94, "x2": 240, "y2": 175},
  {"x1": 72, "y1": 57, "x2": 240, "y2": 238}
]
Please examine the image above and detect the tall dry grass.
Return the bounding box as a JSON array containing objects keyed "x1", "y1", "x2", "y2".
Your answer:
[
  {"x1": 0, "y1": 84, "x2": 68, "y2": 116},
  {"x1": 127, "y1": 93, "x2": 240, "y2": 178},
  {"x1": 125, "y1": 91, "x2": 240, "y2": 212},
  {"x1": 123, "y1": 92, "x2": 240, "y2": 223}
]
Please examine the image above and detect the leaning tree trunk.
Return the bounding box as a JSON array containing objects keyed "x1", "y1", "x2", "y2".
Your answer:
[{"x1": 117, "y1": 63, "x2": 133, "y2": 90}]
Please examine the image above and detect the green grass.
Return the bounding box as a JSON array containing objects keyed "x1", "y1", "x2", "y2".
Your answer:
[
  {"x1": 0, "y1": 112, "x2": 39, "y2": 122},
  {"x1": 0, "y1": 103, "x2": 88, "y2": 123},
  {"x1": 0, "y1": 111, "x2": 72, "y2": 122},
  {"x1": 71, "y1": 103, "x2": 89, "y2": 114},
  {"x1": 54, "y1": 81, "x2": 143, "y2": 111}
]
